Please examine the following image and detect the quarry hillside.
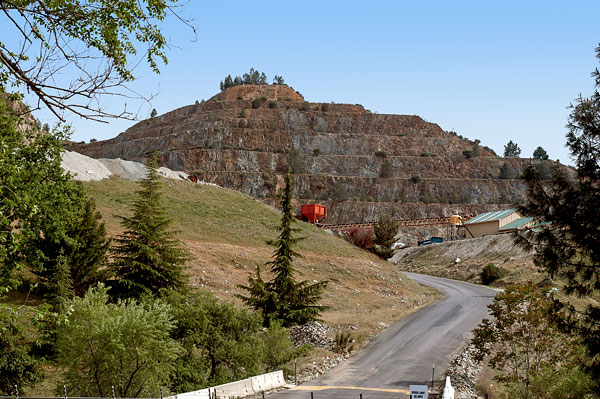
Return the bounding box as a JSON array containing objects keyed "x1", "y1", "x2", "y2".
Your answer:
[
  {"x1": 69, "y1": 84, "x2": 544, "y2": 224},
  {"x1": 82, "y1": 177, "x2": 437, "y2": 340}
]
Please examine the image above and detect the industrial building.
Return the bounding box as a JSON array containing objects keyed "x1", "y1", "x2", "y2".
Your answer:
[{"x1": 463, "y1": 209, "x2": 534, "y2": 238}]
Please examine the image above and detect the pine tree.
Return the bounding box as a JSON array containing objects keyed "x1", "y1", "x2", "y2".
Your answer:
[
  {"x1": 503, "y1": 140, "x2": 521, "y2": 157},
  {"x1": 532, "y1": 146, "x2": 549, "y2": 160},
  {"x1": 518, "y1": 43, "x2": 600, "y2": 390},
  {"x1": 110, "y1": 156, "x2": 188, "y2": 299},
  {"x1": 238, "y1": 170, "x2": 328, "y2": 326}
]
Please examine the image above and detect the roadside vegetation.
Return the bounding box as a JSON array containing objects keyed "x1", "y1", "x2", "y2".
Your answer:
[{"x1": 471, "y1": 43, "x2": 600, "y2": 398}]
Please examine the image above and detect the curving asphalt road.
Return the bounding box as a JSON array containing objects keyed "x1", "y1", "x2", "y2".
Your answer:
[{"x1": 270, "y1": 273, "x2": 497, "y2": 399}]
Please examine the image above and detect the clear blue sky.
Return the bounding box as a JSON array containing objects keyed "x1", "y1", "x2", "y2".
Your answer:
[{"x1": 26, "y1": 1, "x2": 600, "y2": 163}]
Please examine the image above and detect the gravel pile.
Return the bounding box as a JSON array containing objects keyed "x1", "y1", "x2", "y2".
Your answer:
[
  {"x1": 295, "y1": 354, "x2": 348, "y2": 383},
  {"x1": 445, "y1": 344, "x2": 481, "y2": 399},
  {"x1": 62, "y1": 151, "x2": 189, "y2": 182},
  {"x1": 289, "y1": 321, "x2": 334, "y2": 350}
]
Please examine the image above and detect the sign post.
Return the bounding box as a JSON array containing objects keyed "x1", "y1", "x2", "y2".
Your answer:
[{"x1": 409, "y1": 385, "x2": 428, "y2": 399}]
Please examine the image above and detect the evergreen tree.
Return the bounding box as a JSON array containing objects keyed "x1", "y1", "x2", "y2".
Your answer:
[
  {"x1": 499, "y1": 162, "x2": 515, "y2": 179},
  {"x1": 32, "y1": 193, "x2": 110, "y2": 299},
  {"x1": 273, "y1": 75, "x2": 285, "y2": 85},
  {"x1": 518, "y1": 43, "x2": 600, "y2": 390},
  {"x1": 503, "y1": 140, "x2": 521, "y2": 157},
  {"x1": 110, "y1": 156, "x2": 189, "y2": 299},
  {"x1": 373, "y1": 214, "x2": 399, "y2": 258},
  {"x1": 150, "y1": 108, "x2": 157, "y2": 118},
  {"x1": 238, "y1": 170, "x2": 328, "y2": 327},
  {"x1": 533, "y1": 146, "x2": 549, "y2": 160}
]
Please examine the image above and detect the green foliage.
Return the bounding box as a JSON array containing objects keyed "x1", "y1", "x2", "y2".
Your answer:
[
  {"x1": 0, "y1": 305, "x2": 40, "y2": 395},
  {"x1": 374, "y1": 149, "x2": 387, "y2": 158},
  {"x1": 462, "y1": 149, "x2": 474, "y2": 159},
  {"x1": 480, "y1": 263, "x2": 507, "y2": 285},
  {"x1": 166, "y1": 291, "x2": 263, "y2": 391},
  {"x1": 519, "y1": 43, "x2": 600, "y2": 388},
  {"x1": 57, "y1": 284, "x2": 181, "y2": 397},
  {"x1": 32, "y1": 193, "x2": 110, "y2": 299},
  {"x1": 0, "y1": 92, "x2": 102, "y2": 294},
  {"x1": 472, "y1": 283, "x2": 594, "y2": 396},
  {"x1": 240, "y1": 108, "x2": 247, "y2": 118},
  {"x1": 503, "y1": 140, "x2": 521, "y2": 157},
  {"x1": 313, "y1": 148, "x2": 321, "y2": 156},
  {"x1": 268, "y1": 101, "x2": 277, "y2": 109},
  {"x1": 273, "y1": 75, "x2": 285, "y2": 85},
  {"x1": 110, "y1": 156, "x2": 189, "y2": 299},
  {"x1": 0, "y1": 1, "x2": 181, "y2": 120},
  {"x1": 287, "y1": 150, "x2": 306, "y2": 174},
  {"x1": 261, "y1": 321, "x2": 307, "y2": 372},
  {"x1": 300, "y1": 101, "x2": 311, "y2": 111},
  {"x1": 332, "y1": 182, "x2": 348, "y2": 201},
  {"x1": 150, "y1": 108, "x2": 158, "y2": 118},
  {"x1": 379, "y1": 160, "x2": 394, "y2": 178},
  {"x1": 321, "y1": 103, "x2": 329, "y2": 112},
  {"x1": 533, "y1": 146, "x2": 549, "y2": 160},
  {"x1": 220, "y1": 68, "x2": 271, "y2": 90},
  {"x1": 238, "y1": 171, "x2": 328, "y2": 327},
  {"x1": 252, "y1": 97, "x2": 267, "y2": 109},
  {"x1": 410, "y1": 174, "x2": 421, "y2": 184},
  {"x1": 499, "y1": 162, "x2": 515, "y2": 179},
  {"x1": 373, "y1": 214, "x2": 399, "y2": 259}
]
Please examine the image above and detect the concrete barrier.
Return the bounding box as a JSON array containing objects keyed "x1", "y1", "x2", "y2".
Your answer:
[{"x1": 169, "y1": 370, "x2": 287, "y2": 399}]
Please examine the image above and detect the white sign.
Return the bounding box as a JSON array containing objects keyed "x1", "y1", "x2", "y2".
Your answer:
[{"x1": 409, "y1": 385, "x2": 428, "y2": 399}]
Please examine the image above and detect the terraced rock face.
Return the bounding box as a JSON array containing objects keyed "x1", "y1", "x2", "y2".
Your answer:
[{"x1": 69, "y1": 84, "x2": 536, "y2": 223}]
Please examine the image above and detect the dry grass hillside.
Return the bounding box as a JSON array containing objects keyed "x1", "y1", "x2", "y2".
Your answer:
[
  {"x1": 83, "y1": 177, "x2": 437, "y2": 339},
  {"x1": 390, "y1": 234, "x2": 539, "y2": 285}
]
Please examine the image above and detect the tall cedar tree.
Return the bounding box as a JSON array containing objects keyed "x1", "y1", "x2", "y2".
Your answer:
[
  {"x1": 518, "y1": 43, "x2": 600, "y2": 389},
  {"x1": 237, "y1": 170, "x2": 328, "y2": 327},
  {"x1": 110, "y1": 156, "x2": 188, "y2": 299}
]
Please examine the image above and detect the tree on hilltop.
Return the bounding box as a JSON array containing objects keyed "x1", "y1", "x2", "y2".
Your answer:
[
  {"x1": 237, "y1": 170, "x2": 328, "y2": 327},
  {"x1": 504, "y1": 140, "x2": 521, "y2": 157},
  {"x1": 533, "y1": 146, "x2": 549, "y2": 160},
  {"x1": 110, "y1": 155, "x2": 189, "y2": 300}
]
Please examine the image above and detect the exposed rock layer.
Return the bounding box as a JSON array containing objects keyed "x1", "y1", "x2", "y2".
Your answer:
[{"x1": 69, "y1": 85, "x2": 539, "y2": 223}]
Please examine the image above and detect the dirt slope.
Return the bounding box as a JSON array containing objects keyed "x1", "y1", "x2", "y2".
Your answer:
[
  {"x1": 83, "y1": 177, "x2": 438, "y2": 340},
  {"x1": 390, "y1": 234, "x2": 539, "y2": 284}
]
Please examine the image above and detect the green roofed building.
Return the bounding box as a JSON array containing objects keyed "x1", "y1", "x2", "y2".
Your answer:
[{"x1": 463, "y1": 209, "x2": 534, "y2": 238}]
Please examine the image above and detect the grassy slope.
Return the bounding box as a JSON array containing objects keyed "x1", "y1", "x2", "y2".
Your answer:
[{"x1": 84, "y1": 177, "x2": 437, "y2": 337}]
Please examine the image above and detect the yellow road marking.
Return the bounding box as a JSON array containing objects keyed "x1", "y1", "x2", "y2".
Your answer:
[{"x1": 290, "y1": 386, "x2": 410, "y2": 394}]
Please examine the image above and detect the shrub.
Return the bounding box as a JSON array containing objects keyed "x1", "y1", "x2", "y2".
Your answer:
[
  {"x1": 379, "y1": 160, "x2": 394, "y2": 178},
  {"x1": 313, "y1": 148, "x2": 321, "y2": 156},
  {"x1": 321, "y1": 103, "x2": 329, "y2": 112},
  {"x1": 334, "y1": 331, "x2": 354, "y2": 354},
  {"x1": 463, "y1": 149, "x2": 474, "y2": 159},
  {"x1": 268, "y1": 101, "x2": 277, "y2": 109},
  {"x1": 240, "y1": 108, "x2": 247, "y2": 117},
  {"x1": 332, "y1": 182, "x2": 348, "y2": 201},
  {"x1": 480, "y1": 263, "x2": 508, "y2": 285},
  {"x1": 247, "y1": 119, "x2": 254, "y2": 129},
  {"x1": 344, "y1": 227, "x2": 374, "y2": 249},
  {"x1": 374, "y1": 149, "x2": 387, "y2": 158},
  {"x1": 410, "y1": 174, "x2": 421, "y2": 184},
  {"x1": 300, "y1": 102, "x2": 311, "y2": 111}
]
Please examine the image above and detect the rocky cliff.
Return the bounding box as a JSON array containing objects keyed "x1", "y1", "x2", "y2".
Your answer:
[{"x1": 69, "y1": 84, "x2": 539, "y2": 223}]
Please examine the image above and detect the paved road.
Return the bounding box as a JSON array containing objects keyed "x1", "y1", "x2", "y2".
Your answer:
[{"x1": 271, "y1": 273, "x2": 497, "y2": 399}]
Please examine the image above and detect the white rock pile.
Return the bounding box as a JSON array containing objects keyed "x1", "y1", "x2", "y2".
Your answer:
[
  {"x1": 289, "y1": 321, "x2": 334, "y2": 350},
  {"x1": 444, "y1": 344, "x2": 481, "y2": 399}
]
